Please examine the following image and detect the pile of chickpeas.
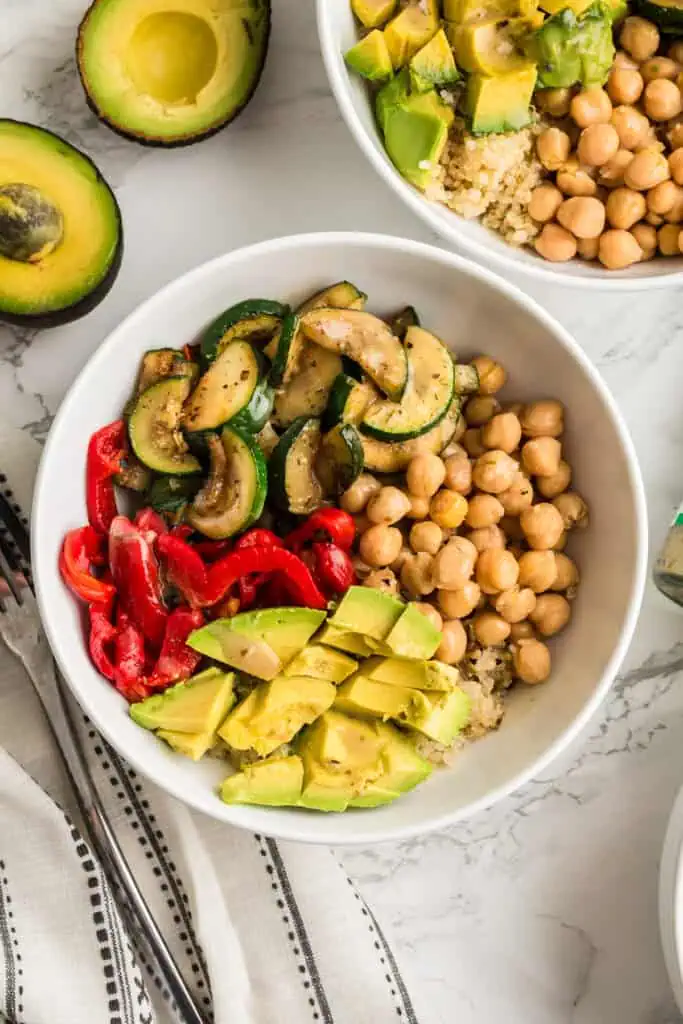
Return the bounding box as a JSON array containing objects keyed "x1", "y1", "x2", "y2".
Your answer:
[
  {"x1": 340, "y1": 355, "x2": 588, "y2": 687},
  {"x1": 531, "y1": 15, "x2": 683, "y2": 268}
]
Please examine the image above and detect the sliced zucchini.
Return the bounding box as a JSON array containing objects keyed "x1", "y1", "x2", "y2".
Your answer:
[
  {"x1": 201, "y1": 299, "x2": 287, "y2": 363},
  {"x1": 146, "y1": 475, "x2": 202, "y2": 515},
  {"x1": 388, "y1": 306, "x2": 420, "y2": 340},
  {"x1": 229, "y1": 378, "x2": 274, "y2": 434},
  {"x1": 300, "y1": 308, "x2": 408, "y2": 401},
  {"x1": 182, "y1": 341, "x2": 262, "y2": 434},
  {"x1": 255, "y1": 421, "x2": 280, "y2": 460},
  {"x1": 272, "y1": 344, "x2": 342, "y2": 428},
  {"x1": 128, "y1": 378, "x2": 201, "y2": 476},
  {"x1": 269, "y1": 417, "x2": 324, "y2": 515},
  {"x1": 295, "y1": 280, "x2": 368, "y2": 315},
  {"x1": 634, "y1": 0, "x2": 683, "y2": 31},
  {"x1": 114, "y1": 452, "x2": 152, "y2": 492},
  {"x1": 324, "y1": 373, "x2": 379, "y2": 430},
  {"x1": 316, "y1": 424, "x2": 364, "y2": 496},
  {"x1": 454, "y1": 363, "x2": 479, "y2": 395},
  {"x1": 187, "y1": 427, "x2": 268, "y2": 539},
  {"x1": 266, "y1": 311, "x2": 300, "y2": 386},
  {"x1": 361, "y1": 326, "x2": 454, "y2": 441},
  {"x1": 134, "y1": 348, "x2": 199, "y2": 395},
  {"x1": 362, "y1": 399, "x2": 461, "y2": 473}
]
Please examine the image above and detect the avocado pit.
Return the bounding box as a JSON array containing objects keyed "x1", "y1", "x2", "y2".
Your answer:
[
  {"x1": 0, "y1": 183, "x2": 63, "y2": 263},
  {"x1": 124, "y1": 11, "x2": 218, "y2": 105}
]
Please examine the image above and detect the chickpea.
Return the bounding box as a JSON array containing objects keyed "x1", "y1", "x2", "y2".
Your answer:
[
  {"x1": 391, "y1": 545, "x2": 413, "y2": 574},
  {"x1": 554, "y1": 530, "x2": 568, "y2": 552},
  {"x1": 556, "y1": 159, "x2": 598, "y2": 198},
  {"x1": 598, "y1": 149, "x2": 634, "y2": 188},
  {"x1": 535, "y1": 222, "x2": 578, "y2": 263},
  {"x1": 647, "y1": 179, "x2": 679, "y2": 215},
  {"x1": 614, "y1": 49, "x2": 640, "y2": 70},
  {"x1": 409, "y1": 520, "x2": 444, "y2": 556},
  {"x1": 468, "y1": 524, "x2": 506, "y2": 552},
  {"x1": 493, "y1": 585, "x2": 536, "y2": 624},
  {"x1": 598, "y1": 228, "x2": 643, "y2": 269},
  {"x1": 366, "y1": 486, "x2": 412, "y2": 526},
  {"x1": 669, "y1": 148, "x2": 683, "y2": 186},
  {"x1": 442, "y1": 438, "x2": 467, "y2": 460},
  {"x1": 578, "y1": 123, "x2": 620, "y2": 168},
  {"x1": 473, "y1": 611, "x2": 511, "y2": 647},
  {"x1": 406, "y1": 493, "x2": 430, "y2": 520},
  {"x1": 364, "y1": 568, "x2": 399, "y2": 596},
  {"x1": 528, "y1": 183, "x2": 564, "y2": 223},
  {"x1": 432, "y1": 536, "x2": 478, "y2": 589},
  {"x1": 476, "y1": 548, "x2": 519, "y2": 594},
  {"x1": 536, "y1": 460, "x2": 572, "y2": 498},
  {"x1": 518, "y1": 550, "x2": 557, "y2": 592},
  {"x1": 631, "y1": 221, "x2": 658, "y2": 259},
  {"x1": 450, "y1": 414, "x2": 467, "y2": 445},
  {"x1": 413, "y1": 602, "x2": 443, "y2": 632},
  {"x1": 359, "y1": 524, "x2": 403, "y2": 568},
  {"x1": 430, "y1": 489, "x2": 468, "y2": 529},
  {"x1": 537, "y1": 127, "x2": 571, "y2": 171},
  {"x1": 520, "y1": 503, "x2": 565, "y2": 550},
  {"x1": 608, "y1": 65, "x2": 644, "y2": 105},
  {"x1": 506, "y1": 401, "x2": 525, "y2": 418},
  {"x1": 472, "y1": 450, "x2": 518, "y2": 494},
  {"x1": 352, "y1": 554, "x2": 372, "y2": 579},
  {"x1": 465, "y1": 394, "x2": 501, "y2": 426},
  {"x1": 669, "y1": 123, "x2": 683, "y2": 149},
  {"x1": 520, "y1": 400, "x2": 564, "y2": 438},
  {"x1": 658, "y1": 223, "x2": 682, "y2": 254},
  {"x1": 552, "y1": 492, "x2": 589, "y2": 529},
  {"x1": 499, "y1": 515, "x2": 525, "y2": 541},
  {"x1": 670, "y1": 41, "x2": 683, "y2": 63},
  {"x1": 436, "y1": 619, "x2": 467, "y2": 665},
  {"x1": 481, "y1": 412, "x2": 522, "y2": 454},
  {"x1": 536, "y1": 87, "x2": 572, "y2": 117},
  {"x1": 513, "y1": 639, "x2": 552, "y2": 684},
  {"x1": 400, "y1": 551, "x2": 435, "y2": 598},
  {"x1": 462, "y1": 428, "x2": 486, "y2": 459},
  {"x1": 340, "y1": 473, "x2": 380, "y2": 514},
  {"x1": 624, "y1": 148, "x2": 670, "y2": 190},
  {"x1": 642, "y1": 56, "x2": 680, "y2": 82},
  {"x1": 438, "y1": 580, "x2": 481, "y2": 619},
  {"x1": 665, "y1": 190, "x2": 683, "y2": 223},
  {"x1": 465, "y1": 493, "x2": 505, "y2": 529},
  {"x1": 620, "y1": 16, "x2": 659, "y2": 62},
  {"x1": 510, "y1": 620, "x2": 537, "y2": 642},
  {"x1": 611, "y1": 106, "x2": 651, "y2": 151},
  {"x1": 606, "y1": 187, "x2": 647, "y2": 229},
  {"x1": 521, "y1": 436, "x2": 562, "y2": 477},
  {"x1": 406, "y1": 452, "x2": 446, "y2": 498},
  {"x1": 570, "y1": 87, "x2": 612, "y2": 127},
  {"x1": 472, "y1": 356, "x2": 506, "y2": 395},
  {"x1": 577, "y1": 236, "x2": 600, "y2": 260},
  {"x1": 443, "y1": 451, "x2": 473, "y2": 494},
  {"x1": 498, "y1": 471, "x2": 534, "y2": 515},
  {"x1": 530, "y1": 593, "x2": 572, "y2": 636},
  {"x1": 556, "y1": 196, "x2": 606, "y2": 238},
  {"x1": 644, "y1": 79, "x2": 682, "y2": 121},
  {"x1": 551, "y1": 553, "x2": 580, "y2": 592}
]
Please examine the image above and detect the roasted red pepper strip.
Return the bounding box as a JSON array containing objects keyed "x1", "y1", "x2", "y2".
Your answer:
[
  {"x1": 203, "y1": 546, "x2": 327, "y2": 609},
  {"x1": 113, "y1": 623, "x2": 149, "y2": 702},
  {"x1": 88, "y1": 604, "x2": 117, "y2": 681},
  {"x1": 157, "y1": 532, "x2": 209, "y2": 608},
  {"x1": 311, "y1": 542, "x2": 356, "y2": 597},
  {"x1": 234, "y1": 528, "x2": 283, "y2": 551},
  {"x1": 286, "y1": 508, "x2": 355, "y2": 553},
  {"x1": 86, "y1": 420, "x2": 126, "y2": 534},
  {"x1": 109, "y1": 516, "x2": 168, "y2": 648},
  {"x1": 60, "y1": 527, "x2": 116, "y2": 606},
  {"x1": 170, "y1": 525, "x2": 230, "y2": 562},
  {"x1": 135, "y1": 508, "x2": 168, "y2": 541},
  {"x1": 148, "y1": 607, "x2": 204, "y2": 690}
]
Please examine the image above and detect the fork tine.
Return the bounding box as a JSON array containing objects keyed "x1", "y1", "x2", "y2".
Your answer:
[
  {"x1": 0, "y1": 490, "x2": 31, "y2": 565},
  {"x1": 0, "y1": 528, "x2": 25, "y2": 606}
]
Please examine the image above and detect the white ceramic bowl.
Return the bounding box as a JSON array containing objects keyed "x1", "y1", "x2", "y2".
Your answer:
[
  {"x1": 33, "y1": 232, "x2": 647, "y2": 844},
  {"x1": 317, "y1": 0, "x2": 683, "y2": 291}
]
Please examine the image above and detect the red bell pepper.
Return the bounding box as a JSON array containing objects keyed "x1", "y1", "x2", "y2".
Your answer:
[
  {"x1": 60, "y1": 527, "x2": 116, "y2": 606},
  {"x1": 134, "y1": 508, "x2": 168, "y2": 542},
  {"x1": 203, "y1": 546, "x2": 327, "y2": 609},
  {"x1": 113, "y1": 623, "x2": 148, "y2": 702},
  {"x1": 109, "y1": 516, "x2": 168, "y2": 648},
  {"x1": 86, "y1": 421, "x2": 126, "y2": 534},
  {"x1": 170, "y1": 525, "x2": 230, "y2": 562},
  {"x1": 157, "y1": 532, "x2": 209, "y2": 608},
  {"x1": 286, "y1": 508, "x2": 355, "y2": 553},
  {"x1": 88, "y1": 604, "x2": 118, "y2": 681},
  {"x1": 148, "y1": 607, "x2": 204, "y2": 690},
  {"x1": 234, "y1": 528, "x2": 283, "y2": 551},
  {"x1": 311, "y1": 542, "x2": 356, "y2": 597}
]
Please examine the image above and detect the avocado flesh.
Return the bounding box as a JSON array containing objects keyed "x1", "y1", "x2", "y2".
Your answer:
[
  {"x1": 218, "y1": 676, "x2": 336, "y2": 757},
  {"x1": 334, "y1": 675, "x2": 415, "y2": 720},
  {"x1": 218, "y1": 608, "x2": 327, "y2": 666},
  {"x1": 187, "y1": 622, "x2": 283, "y2": 680},
  {"x1": 466, "y1": 64, "x2": 537, "y2": 133},
  {"x1": 398, "y1": 687, "x2": 472, "y2": 744},
  {"x1": 452, "y1": 18, "x2": 530, "y2": 74},
  {"x1": 345, "y1": 30, "x2": 393, "y2": 82},
  {"x1": 350, "y1": 723, "x2": 432, "y2": 807},
  {"x1": 352, "y1": 0, "x2": 398, "y2": 28},
  {"x1": 329, "y1": 586, "x2": 404, "y2": 643},
  {"x1": 317, "y1": 624, "x2": 376, "y2": 658},
  {"x1": 525, "y1": 3, "x2": 614, "y2": 88},
  {"x1": 284, "y1": 644, "x2": 358, "y2": 684},
  {"x1": 297, "y1": 711, "x2": 385, "y2": 812},
  {"x1": 409, "y1": 27, "x2": 460, "y2": 90},
  {"x1": 385, "y1": 603, "x2": 442, "y2": 660},
  {"x1": 130, "y1": 668, "x2": 235, "y2": 734},
  {"x1": 376, "y1": 71, "x2": 454, "y2": 190},
  {"x1": 77, "y1": 0, "x2": 271, "y2": 145},
  {"x1": 0, "y1": 120, "x2": 121, "y2": 323},
  {"x1": 384, "y1": 3, "x2": 439, "y2": 68},
  {"x1": 157, "y1": 729, "x2": 217, "y2": 761},
  {"x1": 363, "y1": 656, "x2": 462, "y2": 692},
  {"x1": 220, "y1": 755, "x2": 304, "y2": 807}
]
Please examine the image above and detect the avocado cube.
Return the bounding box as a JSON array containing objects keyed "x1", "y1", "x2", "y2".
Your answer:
[
  {"x1": 156, "y1": 729, "x2": 217, "y2": 762},
  {"x1": 384, "y1": 3, "x2": 439, "y2": 69},
  {"x1": 130, "y1": 668, "x2": 235, "y2": 736},
  {"x1": 384, "y1": 603, "x2": 441, "y2": 660},
  {"x1": 398, "y1": 688, "x2": 472, "y2": 745},
  {"x1": 364, "y1": 656, "x2": 461, "y2": 691},
  {"x1": 409, "y1": 27, "x2": 460, "y2": 89},
  {"x1": 297, "y1": 711, "x2": 385, "y2": 811},
  {"x1": 284, "y1": 644, "x2": 358, "y2": 684},
  {"x1": 466, "y1": 65, "x2": 537, "y2": 134},
  {"x1": 220, "y1": 755, "x2": 304, "y2": 808},
  {"x1": 350, "y1": 722, "x2": 432, "y2": 807},
  {"x1": 329, "y1": 586, "x2": 404, "y2": 642},
  {"x1": 334, "y1": 675, "x2": 415, "y2": 720},
  {"x1": 345, "y1": 29, "x2": 393, "y2": 82},
  {"x1": 375, "y1": 71, "x2": 454, "y2": 190},
  {"x1": 317, "y1": 624, "x2": 377, "y2": 658},
  {"x1": 351, "y1": 0, "x2": 398, "y2": 29},
  {"x1": 218, "y1": 676, "x2": 336, "y2": 757}
]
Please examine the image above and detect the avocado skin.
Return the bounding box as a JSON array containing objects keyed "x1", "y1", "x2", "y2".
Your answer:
[
  {"x1": 75, "y1": 0, "x2": 272, "y2": 148},
  {"x1": 0, "y1": 120, "x2": 123, "y2": 329}
]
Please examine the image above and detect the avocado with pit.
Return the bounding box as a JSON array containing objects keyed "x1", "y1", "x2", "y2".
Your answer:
[
  {"x1": 398, "y1": 687, "x2": 471, "y2": 744},
  {"x1": 375, "y1": 70, "x2": 454, "y2": 190},
  {"x1": 384, "y1": 602, "x2": 442, "y2": 660},
  {"x1": 352, "y1": 0, "x2": 398, "y2": 28},
  {"x1": 383, "y1": 1, "x2": 439, "y2": 68},
  {"x1": 524, "y1": 3, "x2": 615, "y2": 88},
  {"x1": 350, "y1": 722, "x2": 433, "y2": 808},
  {"x1": 297, "y1": 711, "x2": 385, "y2": 812},
  {"x1": 345, "y1": 29, "x2": 393, "y2": 82},
  {"x1": 317, "y1": 624, "x2": 377, "y2": 658},
  {"x1": 0, "y1": 120, "x2": 122, "y2": 327},
  {"x1": 409, "y1": 28, "x2": 460, "y2": 91},
  {"x1": 329, "y1": 585, "x2": 404, "y2": 643},
  {"x1": 76, "y1": 0, "x2": 271, "y2": 146},
  {"x1": 364, "y1": 656, "x2": 462, "y2": 692},
  {"x1": 284, "y1": 644, "x2": 358, "y2": 684},
  {"x1": 334, "y1": 674, "x2": 415, "y2": 720},
  {"x1": 220, "y1": 754, "x2": 304, "y2": 807},
  {"x1": 218, "y1": 675, "x2": 336, "y2": 756},
  {"x1": 466, "y1": 64, "x2": 537, "y2": 133}
]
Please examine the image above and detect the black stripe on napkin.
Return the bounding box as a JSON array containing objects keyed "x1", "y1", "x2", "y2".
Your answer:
[{"x1": 0, "y1": 863, "x2": 18, "y2": 1022}]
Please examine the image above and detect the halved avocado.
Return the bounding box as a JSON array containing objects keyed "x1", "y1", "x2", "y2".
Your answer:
[
  {"x1": 0, "y1": 120, "x2": 122, "y2": 326},
  {"x1": 76, "y1": 0, "x2": 271, "y2": 146}
]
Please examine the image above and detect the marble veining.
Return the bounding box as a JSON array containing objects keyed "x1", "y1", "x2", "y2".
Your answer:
[{"x1": 3, "y1": 0, "x2": 683, "y2": 1020}]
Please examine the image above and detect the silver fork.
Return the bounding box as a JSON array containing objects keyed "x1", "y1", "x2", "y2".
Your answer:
[{"x1": 0, "y1": 514, "x2": 209, "y2": 1024}]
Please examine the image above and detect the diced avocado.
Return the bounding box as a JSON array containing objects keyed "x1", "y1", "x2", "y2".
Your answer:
[
  {"x1": 218, "y1": 676, "x2": 336, "y2": 757},
  {"x1": 385, "y1": 603, "x2": 441, "y2": 660},
  {"x1": 228, "y1": 608, "x2": 327, "y2": 664},
  {"x1": 466, "y1": 65, "x2": 537, "y2": 134},
  {"x1": 345, "y1": 29, "x2": 393, "y2": 81},
  {"x1": 220, "y1": 755, "x2": 304, "y2": 807},
  {"x1": 187, "y1": 623, "x2": 282, "y2": 681},
  {"x1": 334, "y1": 675, "x2": 415, "y2": 720},
  {"x1": 398, "y1": 688, "x2": 471, "y2": 744},
  {"x1": 540, "y1": 0, "x2": 592, "y2": 12},
  {"x1": 317, "y1": 624, "x2": 377, "y2": 658},
  {"x1": 284, "y1": 644, "x2": 358, "y2": 684},
  {"x1": 364, "y1": 656, "x2": 461, "y2": 691},
  {"x1": 524, "y1": 3, "x2": 614, "y2": 88},
  {"x1": 297, "y1": 711, "x2": 385, "y2": 812},
  {"x1": 451, "y1": 18, "x2": 530, "y2": 74},
  {"x1": 350, "y1": 722, "x2": 432, "y2": 807},
  {"x1": 443, "y1": 0, "x2": 524, "y2": 19},
  {"x1": 130, "y1": 668, "x2": 235, "y2": 735},
  {"x1": 329, "y1": 585, "x2": 404, "y2": 642},
  {"x1": 409, "y1": 28, "x2": 460, "y2": 91},
  {"x1": 375, "y1": 70, "x2": 454, "y2": 190},
  {"x1": 156, "y1": 729, "x2": 217, "y2": 762},
  {"x1": 384, "y1": 1, "x2": 439, "y2": 68},
  {"x1": 352, "y1": 0, "x2": 398, "y2": 29}
]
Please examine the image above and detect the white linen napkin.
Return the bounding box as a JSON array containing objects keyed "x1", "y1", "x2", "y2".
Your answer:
[{"x1": 0, "y1": 420, "x2": 423, "y2": 1024}]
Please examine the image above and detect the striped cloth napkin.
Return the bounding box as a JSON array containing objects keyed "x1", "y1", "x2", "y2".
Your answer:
[{"x1": 0, "y1": 420, "x2": 423, "y2": 1024}]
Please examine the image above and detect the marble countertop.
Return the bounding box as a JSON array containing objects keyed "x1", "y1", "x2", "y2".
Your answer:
[{"x1": 4, "y1": 1, "x2": 683, "y2": 1020}]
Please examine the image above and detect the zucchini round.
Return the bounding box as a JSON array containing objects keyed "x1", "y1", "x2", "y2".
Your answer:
[
  {"x1": 269, "y1": 417, "x2": 324, "y2": 515},
  {"x1": 388, "y1": 306, "x2": 420, "y2": 340},
  {"x1": 229, "y1": 377, "x2": 275, "y2": 434},
  {"x1": 361, "y1": 399, "x2": 461, "y2": 473},
  {"x1": 128, "y1": 377, "x2": 201, "y2": 476},
  {"x1": 361, "y1": 326, "x2": 454, "y2": 441},
  {"x1": 316, "y1": 423, "x2": 364, "y2": 496},
  {"x1": 200, "y1": 299, "x2": 287, "y2": 364},
  {"x1": 634, "y1": 0, "x2": 683, "y2": 30},
  {"x1": 267, "y1": 311, "x2": 300, "y2": 386},
  {"x1": 134, "y1": 348, "x2": 199, "y2": 395},
  {"x1": 187, "y1": 427, "x2": 268, "y2": 539},
  {"x1": 182, "y1": 341, "x2": 262, "y2": 434},
  {"x1": 296, "y1": 280, "x2": 367, "y2": 315},
  {"x1": 272, "y1": 342, "x2": 343, "y2": 428},
  {"x1": 324, "y1": 373, "x2": 379, "y2": 430}
]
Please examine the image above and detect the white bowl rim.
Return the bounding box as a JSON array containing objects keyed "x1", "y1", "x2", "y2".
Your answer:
[
  {"x1": 659, "y1": 783, "x2": 683, "y2": 1015},
  {"x1": 315, "y1": 1, "x2": 683, "y2": 293},
  {"x1": 32, "y1": 231, "x2": 649, "y2": 844}
]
